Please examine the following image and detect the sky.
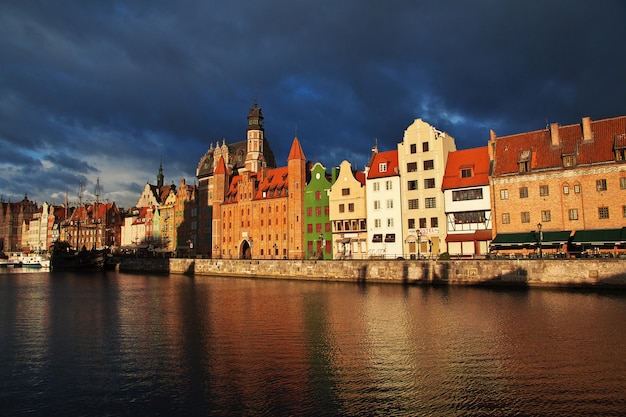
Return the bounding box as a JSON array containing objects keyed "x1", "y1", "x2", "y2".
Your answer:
[{"x1": 1, "y1": 0, "x2": 625, "y2": 209}]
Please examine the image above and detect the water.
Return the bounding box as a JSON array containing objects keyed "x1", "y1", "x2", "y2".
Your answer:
[{"x1": 1, "y1": 269, "x2": 625, "y2": 416}]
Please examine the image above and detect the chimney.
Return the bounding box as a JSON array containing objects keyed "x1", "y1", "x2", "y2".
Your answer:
[
  {"x1": 550, "y1": 123, "x2": 560, "y2": 146},
  {"x1": 582, "y1": 117, "x2": 593, "y2": 141}
]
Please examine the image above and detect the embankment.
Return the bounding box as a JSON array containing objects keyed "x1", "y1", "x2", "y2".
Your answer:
[{"x1": 154, "y1": 258, "x2": 626, "y2": 289}]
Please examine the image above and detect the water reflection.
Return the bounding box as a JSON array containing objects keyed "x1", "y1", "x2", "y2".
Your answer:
[{"x1": 0, "y1": 270, "x2": 625, "y2": 416}]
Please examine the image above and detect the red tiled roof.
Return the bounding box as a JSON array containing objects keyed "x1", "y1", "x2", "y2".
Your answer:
[
  {"x1": 225, "y1": 175, "x2": 241, "y2": 203},
  {"x1": 255, "y1": 166, "x2": 289, "y2": 199},
  {"x1": 442, "y1": 147, "x2": 490, "y2": 190},
  {"x1": 287, "y1": 137, "x2": 306, "y2": 161},
  {"x1": 491, "y1": 116, "x2": 626, "y2": 176},
  {"x1": 367, "y1": 150, "x2": 399, "y2": 179},
  {"x1": 355, "y1": 171, "x2": 366, "y2": 185},
  {"x1": 214, "y1": 156, "x2": 227, "y2": 175}
]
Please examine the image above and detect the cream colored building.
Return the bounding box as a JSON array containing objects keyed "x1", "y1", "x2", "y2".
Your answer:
[
  {"x1": 328, "y1": 160, "x2": 368, "y2": 259},
  {"x1": 398, "y1": 119, "x2": 456, "y2": 258}
]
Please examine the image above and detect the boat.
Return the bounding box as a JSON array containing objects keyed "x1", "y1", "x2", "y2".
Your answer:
[
  {"x1": 18, "y1": 252, "x2": 51, "y2": 268},
  {"x1": 50, "y1": 241, "x2": 105, "y2": 271}
]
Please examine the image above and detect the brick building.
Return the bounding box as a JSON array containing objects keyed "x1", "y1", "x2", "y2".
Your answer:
[{"x1": 489, "y1": 116, "x2": 626, "y2": 256}]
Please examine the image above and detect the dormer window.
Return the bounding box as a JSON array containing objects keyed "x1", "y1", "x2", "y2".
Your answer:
[
  {"x1": 460, "y1": 166, "x2": 473, "y2": 178},
  {"x1": 379, "y1": 162, "x2": 387, "y2": 172},
  {"x1": 518, "y1": 150, "x2": 531, "y2": 173},
  {"x1": 563, "y1": 155, "x2": 577, "y2": 167}
]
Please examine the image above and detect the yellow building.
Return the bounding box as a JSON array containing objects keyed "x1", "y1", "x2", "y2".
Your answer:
[
  {"x1": 397, "y1": 119, "x2": 456, "y2": 258},
  {"x1": 328, "y1": 160, "x2": 367, "y2": 259}
]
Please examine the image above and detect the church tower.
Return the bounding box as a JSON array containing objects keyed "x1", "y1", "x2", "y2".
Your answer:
[
  {"x1": 244, "y1": 100, "x2": 265, "y2": 173},
  {"x1": 157, "y1": 161, "x2": 164, "y2": 189},
  {"x1": 287, "y1": 136, "x2": 307, "y2": 259}
]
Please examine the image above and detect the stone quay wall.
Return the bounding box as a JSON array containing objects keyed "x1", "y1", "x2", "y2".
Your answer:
[{"x1": 165, "y1": 258, "x2": 626, "y2": 289}]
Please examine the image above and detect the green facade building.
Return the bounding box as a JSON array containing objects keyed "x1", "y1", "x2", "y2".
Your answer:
[{"x1": 304, "y1": 162, "x2": 334, "y2": 259}]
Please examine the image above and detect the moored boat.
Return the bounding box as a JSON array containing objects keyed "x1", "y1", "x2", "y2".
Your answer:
[{"x1": 50, "y1": 241, "x2": 105, "y2": 271}]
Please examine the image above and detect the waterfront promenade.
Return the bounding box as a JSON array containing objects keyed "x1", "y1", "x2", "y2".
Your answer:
[{"x1": 118, "y1": 257, "x2": 626, "y2": 289}]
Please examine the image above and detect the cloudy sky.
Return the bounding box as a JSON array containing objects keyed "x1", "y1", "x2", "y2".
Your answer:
[{"x1": 1, "y1": 1, "x2": 625, "y2": 208}]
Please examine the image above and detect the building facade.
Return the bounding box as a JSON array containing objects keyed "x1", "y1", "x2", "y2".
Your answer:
[
  {"x1": 329, "y1": 160, "x2": 367, "y2": 259},
  {"x1": 398, "y1": 119, "x2": 457, "y2": 258},
  {"x1": 366, "y1": 148, "x2": 403, "y2": 258},
  {"x1": 304, "y1": 162, "x2": 333, "y2": 259},
  {"x1": 489, "y1": 116, "x2": 626, "y2": 256},
  {"x1": 0, "y1": 196, "x2": 38, "y2": 252},
  {"x1": 442, "y1": 147, "x2": 492, "y2": 257}
]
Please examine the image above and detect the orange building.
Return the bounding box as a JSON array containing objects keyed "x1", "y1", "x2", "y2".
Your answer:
[
  {"x1": 489, "y1": 116, "x2": 626, "y2": 256},
  {"x1": 198, "y1": 101, "x2": 308, "y2": 259}
]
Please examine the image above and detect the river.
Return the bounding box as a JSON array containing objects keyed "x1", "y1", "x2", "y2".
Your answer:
[{"x1": 1, "y1": 269, "x2": 625, "y2": 416}]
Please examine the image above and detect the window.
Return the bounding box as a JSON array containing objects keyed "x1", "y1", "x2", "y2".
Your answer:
[
  {"x1": 373, "y1": 182, "x2": 380, "y2": 191},
  {"x1": 379, "y1": 163, "x2": 387, "y2": 172},
  {"x1": 521, "y1": 212, "x2": 530, "y2": 223},
  {"x1": 386, "y1": 200, "x2": 393, "y2": 209},
  {"x1": 316, "y1": 206, "x2": 322, "y2": 216},
  {"x1": 315, "y1": 191, "x2": 322, "y2": 200},
  {"x1": 502, "y1": 213, "x2": 510, "y2": 224},
  {"x1": 374, "y1": 219, "x2": 381, "y2": 228},
  {"x1": 385, "y1": 180, "x2": 392, "y2": 190},
  {"x1": 307, "y1": 224, "x2": 313, "y2": 233},
  {"x1": 616, "y1": 147, "x2": 626, "y2": 161},
  {"x1": 599, "y1": 207, "x2": 609, "y2": 219},
  {"x1": 519, "y1": 187, "x2": 528, "y2": 198},
  {"x1": 452, "y1": 188, "x2": 483, "y2": 201},
  {"x1": 519, "y1": 161, "x2": 530, "y2": 173},
  {"x1": 424, "y1": 178, "x2": 435, "y2": 189},
  {"x1": 419, "y1": 218, "x2": 427, "y2": 228},
  {"x1": 541, "y1": 210, "x2": 551, "y2": 222},
  {"x1": 408, "y1": 199, "x2": 419, "y2": 209},
  {"x1": 621, "y1": 177, "x2": 626, "y2": 189},
  {"x1": 410, "y1": 144, "x2": 417, "y2": 154},
  {"x1": 372, "y1": 233, "x2": 383, "y2": 242},
  {"x1": 408, "y1": 218, "x2": 415, "y2": 229},
  {"x1": 384, "y1": 234, "x2": 396, "y2": 243},
  {"x1": 540, "y1": 185, "x2": 549, "y2": 196},
  {"x1": 623, "y1": 205, "x2": 626, "y2": 218},
  {"x1": 563, "y1": 155, "x2": 576, "y2": 167},
  {"x1": 342, "y1": 188, "x2": 350, "y2": 196},
  {"x1": 422, "y1": 142, "x2": 429, "y2": 152},
  {"x1": 407, "y1": 162, "x2": 417, "y2": 172},
  {"x1": 596, "y1": 179, "x2": 607, "y2": 191},
  {"x1": 563, "y1": 185, "x2": 569, "y2": 195},
  {"x1": 423, "y1": 160, "x2": 434, "y2": 170},
  {"x1": 374, "y1": 200, "x2": 381, "y2": 210},
  {"x1": 339, "y1": 204, "x2": 345, "y2": 213},
  {"x1": 425, "y1": 197, "x2": 436, "y2": 208},
  {"x1": 408, "y1": 180, "x2": 418, "y2": 190},
  {"x1": 569, "y1": 209, "x2": 578, "y2": 220},
  {"x1": 455, "y1": 211, "x2": 486, "y2": 224},
  {"x1": 500, "y1": 189, "x2": 509, "y2": 200},
  {"x1": 387, "y1": 218, "x2": 394, "y2": 227},
  {"x1": 461, "y1": 168, "x2": 472, "y2": 178},
  {"x1": 325, "y1": 206, "x2": 329, "y2": 215},
  {"x1": 348, "y1": 203, "x2": 354, "y2": 212},
  {"x1": 430, "y1": 217, "x2": 438, "y2": 228},
  {"x1": 307, "y1": 207, "x2": 312, "y2": 216}
]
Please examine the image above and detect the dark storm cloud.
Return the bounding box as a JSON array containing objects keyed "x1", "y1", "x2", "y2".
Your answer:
[{"x1": 1, "y1": 0, "x2": 625, "y2": 207}]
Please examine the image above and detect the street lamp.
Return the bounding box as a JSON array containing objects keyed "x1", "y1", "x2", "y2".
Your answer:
[
  {"x1": 417, "y1": 229, "x2": 421, "y2": 259},
  {"x1": 537, "y1": 223, "x2": 543, "y2": 258}
]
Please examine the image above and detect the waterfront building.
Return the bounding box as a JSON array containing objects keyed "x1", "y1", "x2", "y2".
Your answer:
[
  {"x1": 136, "y1": 162, "x2": 176, "y2": 208},
  {"x1": 366, "y1": 147, "x2": 403, "y2": 258},
  {"x1": 205, "y1": 102, "x2": 307, "y2": 260},
  {"x1": 304, "y1": 162, "x2": 333, "y2": 259},
  {"x1": 0, "y1": 195, "x2": 38, "y2": 252},
  {"x1": 157, "y1": 187, "x2": 177, "y2": 253},
  {"x1": 196, "y1": 101, "x2": 277, "y2": 256},
  {"x1": 173, "y1": 178, "x2": 198, "y2": 256},
  {"x1": 442, "y1": 146, "x2": 492, "y2": 257},
  {"x1": 489, "y1": 115, "x2": 626, "y2": 256},
  {"x1": 63, "y1": 201, "x2": 122, "y2": 250},
  {"x1": 329, "y1": 160, "x2": 367, "y2": 259},
  {"x1": 397, "y1": 119, "x2": 457, "y2": 258}
]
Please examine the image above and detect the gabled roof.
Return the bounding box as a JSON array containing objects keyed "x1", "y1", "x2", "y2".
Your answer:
[
  {"x1": 491, "y1": 116, "x2": 626, "y2": 176},
  {"x1": 442, "y1": 146, "x2": 490, "y2": 190},
  {"x1": 255, "y1": 167, "x2": 289, "y2": 199},
  {"x1": 224, "y1": 175, "x2": 242, "y2": 203},
  {"x1": 367, "y1": 150, "x2": 399, "y2": 179}
]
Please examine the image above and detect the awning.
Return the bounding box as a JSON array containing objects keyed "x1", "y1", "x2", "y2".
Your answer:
[
  {"x1": 571, "y1": 228, "x2": 626, "y2": 246},
  {"x1": 337, "y1": 238, "x2": 351, "y2": 244},
  {"x1": 447, "y1": 229, "x2": 493, "y2": 243},
  {"x1": 540, "y1": 231, "x2": 572, "y2": 245},
  {"x1": 372, "y1": 234, "x2": 383, "y2": 243},
  {"x1": 490, "y1": 232, "x2": 538, "y2": 247}
]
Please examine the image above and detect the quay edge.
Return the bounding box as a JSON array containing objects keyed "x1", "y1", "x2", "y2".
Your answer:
[{"x1": 160, "y1": 258, "x2": 626, "y2": 289}]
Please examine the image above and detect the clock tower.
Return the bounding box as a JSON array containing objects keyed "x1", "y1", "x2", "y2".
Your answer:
[{"x1": 244, "y1": 100, "x2": 265, "y2": 173}]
